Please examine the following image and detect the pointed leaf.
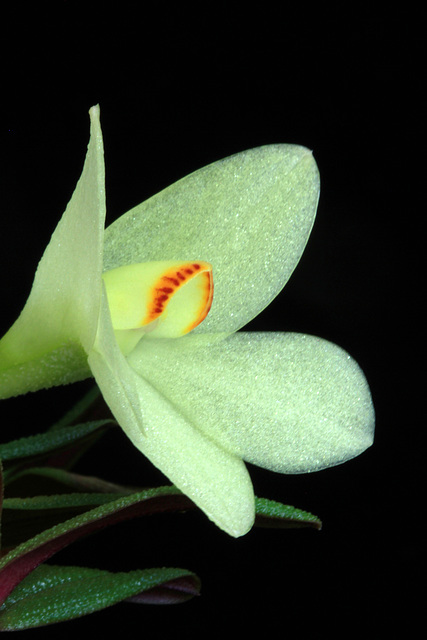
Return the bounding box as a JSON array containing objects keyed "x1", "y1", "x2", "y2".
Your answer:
[
  {"x1": 125, "y1": 573, "x2": 201, "y2": 604},
  {"x1": 1, "y1": 492, "x2": 127, "y2": 548},
  {"x1": 0, "y1": 564, "x2": 200, "y2": 630},
  {"x1": 0, "y1": 420, "x2": 116, "y2": 485},
  {"x1": 254, "y1": 497, "x2": 321, "y2": 530},
  {"x1": 0, "y1": 420, "x2": 115, "y2": 464},
  {"x1": 5, "y1": 466, "x2": 137, "y2": 496},
  {"x1": 0, "y1": 486, "x2": 192, "y2": 604}
]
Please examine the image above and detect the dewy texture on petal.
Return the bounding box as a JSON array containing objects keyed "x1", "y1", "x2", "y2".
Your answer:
[
  {"x1": 0, "y1": 106, "x2": 105, "y2": 398},
  {"x1": 88, "y1": 289, "x2": 255, "y2": 538},
  {"x1": 128, "y1": 332, "x2": 375, "y2": 474},
  {"x1": 103, "y1": 145, "x2": 320, "y2": 336}
]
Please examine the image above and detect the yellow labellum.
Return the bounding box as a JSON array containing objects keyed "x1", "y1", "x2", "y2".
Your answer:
[{"x1": 102, "y1": 260, "x2": 213, "y2": 354}]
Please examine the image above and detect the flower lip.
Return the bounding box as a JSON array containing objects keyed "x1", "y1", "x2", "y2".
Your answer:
[
  {"x1": 144, "y1": 261, "x2": 214, "y2": 333},
  {"x1": 102, "y1": 260, "x2": 214, "y2": 341}
]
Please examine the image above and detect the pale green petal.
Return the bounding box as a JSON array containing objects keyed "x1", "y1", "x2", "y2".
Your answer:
[
  {"x1": 88, "y1": 289, "x2": 255, "y2": 537},
  {"x1": 103, "y1": 145, "x2": 320, "y2": 334},
  {"x1": 128, "y1": 332, "x2": 375, "y2": 474},
  {"x1": 0, "y1": 106, "x2": 105, "y2": 398}
]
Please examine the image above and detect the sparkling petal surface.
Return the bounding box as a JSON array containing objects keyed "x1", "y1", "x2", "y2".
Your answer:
[
  {"x1": 128, "y1": 332, "x2": 375, "y2": 473},
  {"x1": 103, "y1": 145, "x2": 320, "y2": 335},
  {"x1": 88, "y1": 289, "x2": 255, "y2": 537},
  {"x1": 0, "y1": 106, "x2": 375, "y2": 537},
  {"x1": 0, "y1": 107, "x2": 105, "y2": 397}
]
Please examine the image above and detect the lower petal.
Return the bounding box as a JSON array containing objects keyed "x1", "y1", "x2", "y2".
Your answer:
[
  {"x1": 88, "y1": 289, "x2": 255, "y2": 537},
  {"x1": 128, "y1": 332, "x2": 375, "y2": 474}
]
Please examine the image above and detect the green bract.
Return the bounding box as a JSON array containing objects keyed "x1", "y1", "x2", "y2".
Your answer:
[{"x1": 0, "y1": 106, "x2": 375, "y2": 537}]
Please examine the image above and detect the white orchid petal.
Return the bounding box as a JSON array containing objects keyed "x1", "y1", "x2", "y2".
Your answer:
[
  {"x1": 103, "y1": 145, "x2": 320, "y2": 334},
  {"x1": 128, "y1": 332, "x2": 375, "y2": 474},
  {"x1": 88, "y1": 288, "x2": 255, "y2": 537},
  {"x1": 0, "y1": 107, "x2": 375, "y2": 537},
  {"x1": 0, "y1": 106, "x2": 105, "y2": 397}
]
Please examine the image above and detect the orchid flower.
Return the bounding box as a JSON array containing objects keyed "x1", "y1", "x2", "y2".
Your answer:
[{"x1": 0, "y1": 106, "x2": 374, "y2": 537}]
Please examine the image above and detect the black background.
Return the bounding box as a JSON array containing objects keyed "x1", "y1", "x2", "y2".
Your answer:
[{"x1": 1, "y1": 2, "x2": 422, "y2": 636}]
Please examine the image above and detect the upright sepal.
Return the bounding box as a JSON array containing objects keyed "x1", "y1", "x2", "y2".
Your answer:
[{"x1": 0, "y1": 106, "x2": 105, "y2": 398}]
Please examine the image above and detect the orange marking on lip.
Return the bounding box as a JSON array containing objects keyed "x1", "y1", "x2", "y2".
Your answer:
[
  {"x1": 184, "y1": 269, "x2": 214, "y2": 333},
  {"x1": 143, "y1": 261, "x2": 213, "y2": 331}
]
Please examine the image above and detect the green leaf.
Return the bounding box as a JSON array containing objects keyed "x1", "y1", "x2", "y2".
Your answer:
[
  {"x1": 1, "y1": 484, "x2": 321, "y2": 549},
  {"x1": 0, "y1": 420, "x2": 116, "y2": 485},
  {"x1": 0, "y1": 479, "x2": 321, "y2": 603},
  {"x1": 0, "y1": 564, "x2": 200, "y2": 630},
  {"x1": 0, "y1": 486, "x2": 193, "y2": 604},
  {"x1": 5, "y1": 465, "x2": 137, "y2": 496},
  {"x1": 0, "y1": 420, "x2": 115, "y2": 463},
  {"x1": 255, "y1": 497, "x2": 322, "y2": 530},
  {"x1": 1, "y1": 492, "x2": 127, "y2": 548}
]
